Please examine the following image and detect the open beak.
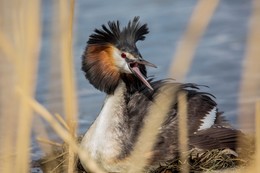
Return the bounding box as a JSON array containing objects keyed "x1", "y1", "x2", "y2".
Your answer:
[{"x1": 127, "y1": 59, "x2": 157, "y2": 91}]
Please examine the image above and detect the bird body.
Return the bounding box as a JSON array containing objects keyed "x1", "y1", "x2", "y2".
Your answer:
[{"x1": 80, "y1": 17, "x2": 241, "y2": 172}]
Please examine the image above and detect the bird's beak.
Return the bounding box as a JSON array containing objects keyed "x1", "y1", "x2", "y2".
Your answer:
[
  {"x1": 127, "y1": 59, "x2": 157, "y2": 91},
  {"x1": 135, "y1": 59, "x2": 157, "y2": 68}
]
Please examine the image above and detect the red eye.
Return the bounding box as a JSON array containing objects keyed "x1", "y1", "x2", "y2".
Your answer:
[{"x1": 121, "y1": 53, "x2": 126, "y2": 58}]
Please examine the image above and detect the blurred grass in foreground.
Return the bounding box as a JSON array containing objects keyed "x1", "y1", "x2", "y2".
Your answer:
[
  {"x1": 0, "y1": 0, "x2": 41, "y2": 172},
  {"x1": 0, "y1": 0, "x2": 259, "y2": 173}
]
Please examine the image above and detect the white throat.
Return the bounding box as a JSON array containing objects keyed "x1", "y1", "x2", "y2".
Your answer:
[{"x1": 80, "y1": 82, "x2": 128, "y2": 172}]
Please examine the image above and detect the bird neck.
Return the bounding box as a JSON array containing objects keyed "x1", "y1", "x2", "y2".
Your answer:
[
  {"x1": 97, "y1": 81, "x2": 128, "y2": 132},
  {"x1": 81, "y1": 81, "x2": 131, "y2": 171}
]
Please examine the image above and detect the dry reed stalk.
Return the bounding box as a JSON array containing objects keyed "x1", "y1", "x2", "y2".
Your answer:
[
  {"x1": 0, "y1": 73, "x2": 16, "y2": 172},
  {"x1": 238, "y1": 0, "x2": 260, "y2": 172},
  {"x1": 165, "y1": 1, "x2": 219, "y2": 171},
  {"x1": 126, "y1": 85, "x2": 179, "y2": 173},
  {"x1": 14, "y1": 1, "x2": 41, "y2": 171},
  {"x1": 238, "y1": 0, "x2": 260, "y2": 133},
  {"x1": 169, "y1": 0, "x2": 219, "y2": 81},
  {"x1": 51, "y1": 0, "x2": 78, "y2": 172},
  {"x1": 177, "y1": 92, "x2": 189, "y2": 173},
  {"x1": 0, "y1": 2, "x2": 18, "y2": 171},
  {"x1": 0, "y1": 44, "x2": 16, "y2": 173},
  {"x1": 236, "y1": 101, "x2": 260, "y2": 173},
  {"x1": 55, "y1": 113, "x2": 70, "y2": 131},
  {"x1": 0, "y1": 31, "x2": 19, "y2": 62},
  {"x1": 255, "y1": 101, "x2": 260, "y2": 172},
  {"x1": 0, "y1": 0, "x2": 41, "y2": 173},
  {"x1": 57, "y1": 0, "x2": 78, "y2": 131},
  {"x1": 37, "y1": 137, "x2": 63, "y2": 147}
]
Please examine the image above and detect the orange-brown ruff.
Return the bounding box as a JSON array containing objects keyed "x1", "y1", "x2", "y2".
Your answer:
[
  {"x1": 85, "y1": 45, "x2": 121, "y2": 92},
  {"x1": 80, "y1": 17, "x2": 243, "y2": 172}
]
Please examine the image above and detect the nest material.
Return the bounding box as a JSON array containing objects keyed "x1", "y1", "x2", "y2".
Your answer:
[
  {"x1": 33, "y1": 136, "x2": 86, "y2": 173},
  {"x1": 33, "y1": 136, "x2": 254, "y2": 173},
  {"x1": 150, "y1": 149, "x2": 247, "y2": 173}
]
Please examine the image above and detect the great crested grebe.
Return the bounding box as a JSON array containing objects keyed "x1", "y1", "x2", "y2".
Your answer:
[{"x1": 80, "y1": 17, "x2": 241, "y2": 172}]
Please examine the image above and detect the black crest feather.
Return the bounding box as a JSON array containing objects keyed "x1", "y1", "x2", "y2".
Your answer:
[{"x1": 87, "y1": 16, "x2": 149, "y2": 49}]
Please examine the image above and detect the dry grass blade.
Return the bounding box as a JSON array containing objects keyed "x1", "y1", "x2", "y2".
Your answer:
[
  {"x1": 42, "y1": 151, "x2": 68, "y2": 164},
  {"x1": 238, "y1": 0, "x2": 260, "y2": 133},
  {"x1": 53, "y1": 0, "x2": 78, "y2": 172},
  {"x1": 37, "y1": 137, "x2": 63, "y2": 147},
  {"x1": 177, "y1": 92, "x2": 189, "y2": 173},
  {"x1": 0, "y1": 31, "x2": 19, "y2": 62},
  {"x1": 57, "y1": 0, "x2": 78, "y2": 132},
  {"x1": 52, "y1": 158, "x2": 68, "y2": 173},
  {"x1": 55, "y1": 113, "x2": 70, "y2": 131},
  {"x1": 169, "y1": 0, "x2": 219, "y2": 81},
  {"x1": 0, "y1": 0, "x2": 41, "y2": 173},
  {"x1": 256, "y1": 101, "x2": 260, "y2": 172},
  {"x1": 238, "y1": 0, "x2": 260, "y2": 170},
  {"x1": 17, "y1": 87, "x2": 78, "y2": 155}
]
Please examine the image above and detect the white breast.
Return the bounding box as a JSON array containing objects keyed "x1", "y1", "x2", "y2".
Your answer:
[{"x1": 80, "y1": 82, "x2": 127, "y2": 172}]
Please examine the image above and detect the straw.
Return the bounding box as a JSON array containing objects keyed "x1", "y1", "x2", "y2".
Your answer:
[
  {"x1": 52, "y1": 0, "x2": 78, "y2": 172},
  {"x1": 238, "y1": 0, "x2": 260, "y2": 133},
  {"x1": 0, "y1": 0, "x2": 41, "y2": 173},
  {"x1": 255, "y1": 101, "x2": 260, "y2": 172},
  {"x1": 177, "y1": 92, "x2": 189, "y2": 173},
  {"x1": 169, "y1": 0, "x2": 219, "y2": 81}
]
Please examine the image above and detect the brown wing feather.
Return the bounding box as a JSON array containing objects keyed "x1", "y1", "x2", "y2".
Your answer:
[{"x1": 189, "y1": 125, "x2": 242, "y2": 150}]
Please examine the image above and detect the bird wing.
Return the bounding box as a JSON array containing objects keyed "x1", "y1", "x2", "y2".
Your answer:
[
  {"x1": 189, "y1": 126, "x2": 242, "y2": 150},
  {"x1": 184, "y1": 88, "x2": 218, "y2": 133}
]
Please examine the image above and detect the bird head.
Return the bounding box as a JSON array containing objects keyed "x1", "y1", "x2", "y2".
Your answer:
[{"x1": 82, "y1": 16, "x2": 156, "y2": 94}]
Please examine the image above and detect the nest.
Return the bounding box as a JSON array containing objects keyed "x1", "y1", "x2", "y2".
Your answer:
[
  {"x1": 149, "y1": 149, "x2": 248, "y2": 173},
  {"x1": 32, "y1": 136, "x2": 254, "y2": 173}
]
